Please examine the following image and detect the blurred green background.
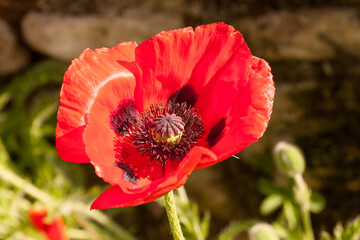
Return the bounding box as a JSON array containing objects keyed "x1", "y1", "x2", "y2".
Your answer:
[{"x1": 1, "y1": 0, "x2": 360, "y2": 239}]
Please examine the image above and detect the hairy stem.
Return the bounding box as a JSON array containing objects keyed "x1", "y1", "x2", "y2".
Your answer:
[{"x1": 164, "y1": 190, "x2": 185, "y2": 240}]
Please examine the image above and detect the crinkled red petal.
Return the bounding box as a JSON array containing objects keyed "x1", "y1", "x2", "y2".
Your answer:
[
  {"x1": 91, "y1": 146, "x2": 216, "y2": 209},
  {"x1": 82, "y1": 75, "x2": 136, "y2": 186},
  {"x1": 196, "y1": 56, "x2": 274, "y2": 169},
  {"x1": 193, "y1": 35, "x2": 251, "y2": 132},
  {"x1": 56, "y1": 42, "x2": 136, "y2": 163},
  {"x1": 83, "y1": 73, "x2": 183, "y2": 187},
  {"x1": 188, "y1": 23, "x2": 250, "y2": 94},
  {"x1": 29, "y1": 209, "x2": 69, "y2": 240},
  {"x1": 113, "y1": 136, "x2": 179, "y2": 181},
  {"x1": 56, "y1": 125, "x2": 88, "y2": 163},
  {"x1": 123, "y1": 23, "x2": 251, "y2": 114},
  {"x1": 131, "y1": 26, "x2": 194, "y2": 111}
]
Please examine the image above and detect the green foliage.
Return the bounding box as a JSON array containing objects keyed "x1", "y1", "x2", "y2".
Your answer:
[
  {"x1": 249, "y1": 142, "x2": 360, "y2": 240},
  {"x1": 158, "y1": 187, "x2": 211, "y2": 240},
  {"x1": 321, "y1": 217, "x2": 360, "y2": 240},
  {"x1": 249, "y1": 223, "x2": 279, "y2": 240},
  {"x1": 0, "y1": 61, "x2": 70, "y2": 190},
  {"x1": 309, "y1": 191, "x2": 326, "y2": 214},
  {"x1": 253, "y1": 142, "x2": 327, "y2": 240},
  {"x1": 260, "y1": 194, "x2": 283, "y2": 216},
  {"x1": 0, "y1": 61, "x2": 137, "y2": 240},
  {"x1": 218, "y1": 220, "x2": 256, "y2": 240}
]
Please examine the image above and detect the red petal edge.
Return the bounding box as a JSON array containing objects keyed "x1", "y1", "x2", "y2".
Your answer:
[
  {"x1": 91, "y1": 146, "x2": 217, "y2": 209},
  {"x1": 193, "y1": 24, "x2": 252, "y2": 132},
  {"x1": 56, "y1": 42, "x2": 136, "y2": 163},
  {"x1": 196, "y1": 56, "x2": 274, "y2": 169}
]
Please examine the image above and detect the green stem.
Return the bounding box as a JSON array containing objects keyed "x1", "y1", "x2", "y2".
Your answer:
[
  {"x1": 177, "y1": 186, "x2": 205, "y2": 240},
  {"x1": 294, "y1": 174, "x2": 314, "y2": 240},
  {"x1": 301, "y1": 208, "x2": 314, "y2": 240},
  {"x1": 164, "y1": 191, "x2": 185, "y2": 240}
]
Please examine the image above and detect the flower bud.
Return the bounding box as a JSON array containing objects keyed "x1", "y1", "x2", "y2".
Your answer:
[
  {"x1": 274, "y1": 141, "x2": 305, "y2": 177},
  {"x1": 249, "y1": 223, "x2": 279, "y2": 240}
]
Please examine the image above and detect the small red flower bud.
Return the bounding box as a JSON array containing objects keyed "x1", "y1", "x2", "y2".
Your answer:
[{"x1": 29, "y1": 208, "x2": 69, "y2": 240}]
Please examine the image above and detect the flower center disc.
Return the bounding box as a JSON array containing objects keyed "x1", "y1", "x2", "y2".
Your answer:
[
  {"x1": 131, "y1": 102, "x2": 204, "y2": 167},
  {"x1": 151, "y1": 113, "x2": 185, "y2": 146}
]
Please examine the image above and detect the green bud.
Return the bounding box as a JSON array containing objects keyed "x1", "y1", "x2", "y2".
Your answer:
[
  {"x1": 274, "y1": 142, "x2": 305, "y2": 177},
  {"x1": 249, "y1": 223, "x2": 279, "y2": 240}
]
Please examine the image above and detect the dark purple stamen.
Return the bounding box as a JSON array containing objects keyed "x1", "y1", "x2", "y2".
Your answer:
[{"x1": 131, "y1": 102, "x2": 204, "y2": 167}]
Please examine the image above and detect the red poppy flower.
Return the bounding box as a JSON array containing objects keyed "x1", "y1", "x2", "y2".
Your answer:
[
  {"x1": 56, "y1": 22, "x2": 274, "y2": 209},
  {"x1": 29, "y1": 209, "x2": 69, "y2": 240}
]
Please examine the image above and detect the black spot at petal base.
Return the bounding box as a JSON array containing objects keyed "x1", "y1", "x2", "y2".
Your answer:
[
  {"x1": 110, "y1": 99, "x2": 137, "y2": 136},
  {"x1": 207, "y1": 118, "x2": 226, "y2": 148},
  {"x1": 168, "y1": 84, "x2": 198, "y2": 106},
  {"x1": 114, "y1": 162, "x2": 138, "y2": 184}
]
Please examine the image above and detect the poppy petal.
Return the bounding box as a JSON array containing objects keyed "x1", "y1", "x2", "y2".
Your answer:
[
  {"x1": 196, "y1": 56, "x2": 274, "y2": 169},
  {"x1": 91, "y1": 146, "x2": 216, "y2": 209},
  {"x1": 194, "y1": 40, "x2": 251, "y2": 133},
  {"x1": 56, "y1": 42, "x2": 136, "y2": 163},
  {"x1": 56, "y1": 125, "x2": 88, "y2": 163},
  {"x1": 188, "y1": 23, "x2": 250, "y2": 94},
  {"x1": 29, "y1": 209, "x2": 69, "y2": 240},
  {"x1": 127, "y1": 22, "x2": 251, "y2": 117},
  {"x1": 83, "y1": 74, "x2": 136, "y2": 185},
  {"x1": 29, "y1": 209, "x2": 47, "y2": 231},
  {"x1": 129, "y1": 27, "x2": 195, "y2": 111},
  {"x1": 113, "y1": 135, "x2": 179, "y2": 182},
  {"x1": 83, "y1": 75, "x2": 181, "y2": 187}
]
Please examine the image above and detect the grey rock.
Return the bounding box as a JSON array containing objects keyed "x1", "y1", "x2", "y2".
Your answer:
[
  {"x1": 235, "y1": 8, "x2": 360, "y2": 61},
  {"x1": 0, "y1": 19, "x2": 29, "y2": 76},
  {"x1": 21, "y1": 10, "x2": 183, "y2": 61}
]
